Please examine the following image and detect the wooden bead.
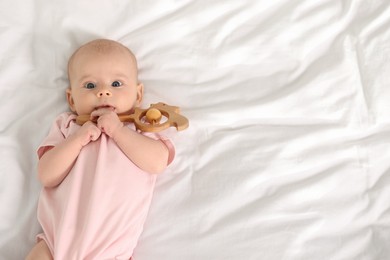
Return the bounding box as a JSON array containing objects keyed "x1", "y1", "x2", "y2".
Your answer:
[{"x1": 146, "y1": 108, "x2": 162, "y2": 124}]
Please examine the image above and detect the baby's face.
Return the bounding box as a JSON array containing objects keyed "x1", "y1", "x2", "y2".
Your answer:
[{"x1": 67, "y1": 43, "x2": 143, "y2": 116}]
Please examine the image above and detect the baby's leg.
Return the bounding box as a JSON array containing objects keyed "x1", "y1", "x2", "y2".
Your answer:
[{"x1": 25, "y1": 240, "x2": 53, "y2": 260}]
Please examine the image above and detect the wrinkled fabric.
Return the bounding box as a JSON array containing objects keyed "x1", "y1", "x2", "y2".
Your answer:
[{"x1": 37, "y1": 113, "x2": 174, "y2": 259}]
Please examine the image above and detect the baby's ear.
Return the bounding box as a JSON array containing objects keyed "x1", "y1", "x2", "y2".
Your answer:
[
  {"x1": 136, "y1": 83, "x2": 144, "y2": 106},
  {"x1": 66, "y1": 88, "x2": 76, "y2": 112}
]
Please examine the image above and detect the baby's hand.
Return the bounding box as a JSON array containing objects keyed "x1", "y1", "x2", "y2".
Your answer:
[
  {"x1": 90, "y1": 108, "x2": 124, "y2": 138},
  {"x1": 76, "y1": 121, "x2": 102, "y2": 147}
]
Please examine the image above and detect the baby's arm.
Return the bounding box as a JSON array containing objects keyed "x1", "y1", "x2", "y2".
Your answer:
[
  {"x1": 91, "y1": 109, "x2": 169, "y2": 174},
  {"x1": 38, "y1": 121, "x2": 101, "y2": 188}
]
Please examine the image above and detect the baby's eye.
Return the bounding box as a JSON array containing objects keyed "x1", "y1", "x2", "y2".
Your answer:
[
  {"x1": 84, "y1": 82, "x2": 96, "y2": 89},
  {"x1": 111, "y1": 81, "x2": 122, "y2": 87}
]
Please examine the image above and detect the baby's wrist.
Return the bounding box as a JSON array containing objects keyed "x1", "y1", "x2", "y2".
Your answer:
[
  {"x1": 67, "y1": 132, "x2": 85, "y2": 150},
  {"x1": 111, "y1": 123, "x2": 127, "y2": 142}
]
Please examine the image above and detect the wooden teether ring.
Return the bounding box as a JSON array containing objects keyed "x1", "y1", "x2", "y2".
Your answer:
[{"x1": 76, "y1": 102, "x2": 189, "y2": 133}]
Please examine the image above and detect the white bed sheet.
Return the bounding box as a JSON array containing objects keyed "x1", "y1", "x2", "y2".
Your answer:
[{"x1": 1, "y1": 0, "x2": 390, "y2": 259}]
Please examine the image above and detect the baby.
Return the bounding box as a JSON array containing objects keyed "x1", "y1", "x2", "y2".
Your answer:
[{"x1": 26, "y1": 39, "x2": 175, "y2": 259}]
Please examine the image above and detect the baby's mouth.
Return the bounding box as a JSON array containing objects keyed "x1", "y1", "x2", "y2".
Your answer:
[{"x1": 94, "y1": 105, "x2": 116, "y2": 111}]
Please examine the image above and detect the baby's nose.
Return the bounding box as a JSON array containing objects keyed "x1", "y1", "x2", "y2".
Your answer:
[{"x1": 96, "y1": 90, "x2": 112, "y2": 97}]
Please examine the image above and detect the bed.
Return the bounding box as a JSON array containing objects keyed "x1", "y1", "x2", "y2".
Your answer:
[{"x1": 1, "y1": 0, "x2": 390, "y2": 259}]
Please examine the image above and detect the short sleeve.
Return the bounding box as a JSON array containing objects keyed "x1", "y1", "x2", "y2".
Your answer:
[
  {"x1": 37, "y1": 113, "x2": 73, "y2": 159},
  {"x1": 141, "y1": 131, "x2": 176, "y2": 166}
]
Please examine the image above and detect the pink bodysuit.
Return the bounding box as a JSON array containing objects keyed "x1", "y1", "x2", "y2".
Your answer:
[{"x1": 36, "y1": 112, "x2": 175, "y2": 259}]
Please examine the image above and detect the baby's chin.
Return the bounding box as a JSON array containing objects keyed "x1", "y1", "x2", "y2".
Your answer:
[{"x1": 73, "y1": 108, "x2": 116, "y2": 116}]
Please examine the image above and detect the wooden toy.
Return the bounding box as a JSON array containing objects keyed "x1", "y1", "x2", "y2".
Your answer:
[{"x1": 76, "y1": 102, "x2": 189, "y2": 132}]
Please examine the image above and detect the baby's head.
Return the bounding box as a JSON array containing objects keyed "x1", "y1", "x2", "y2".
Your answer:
[{"x1": 66, "y1": 39, "x2": 143, "y2": 116}]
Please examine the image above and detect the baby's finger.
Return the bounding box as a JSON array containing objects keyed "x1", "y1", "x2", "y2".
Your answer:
[
  {"x1": 83, "y1": 121, "x2": 98, "y2": 129},
  {"x1": 90, "y1": 108, "x2": 114, "y2": 118},
  {"x1": 90, "y1": 128, "x2": 101, "y2": 141}
]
